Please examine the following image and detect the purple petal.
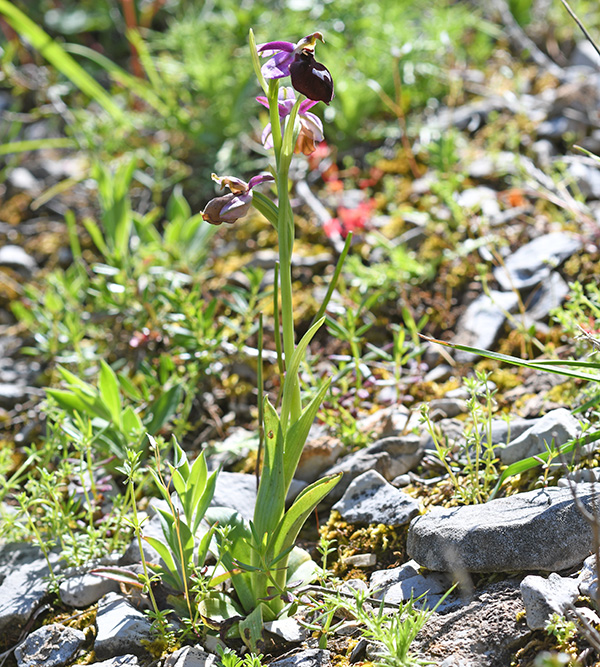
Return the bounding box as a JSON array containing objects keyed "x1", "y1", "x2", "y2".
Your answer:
[
  {"x1": 220, "y1": 193, "x2": 252, "y2": 221},
  {"x1": 257, "y1": 41, "x2": 295, "y2": 54},
  {"x1": 256, "y1": 95, "x2": 269, "y2": 109},
  {"x1": 278, "y1": 99, "x2": 295, "y2": 116},
  {"x1": 299, "y1": 99, "x2": 318, "y2": 113},
  {"x1": 262, "y1": 52, "x2": 294, "y2": 79},
  {"x1": 261, "y1": 123, "x2": 274, "y2": 149},
  {"x1": 248, "y1": 173, "x2": 275, "y2": 190}
]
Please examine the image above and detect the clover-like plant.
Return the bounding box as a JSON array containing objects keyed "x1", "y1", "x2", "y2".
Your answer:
[{"x1": 202, "y1": 30, "x2": 345, "y2": 636}]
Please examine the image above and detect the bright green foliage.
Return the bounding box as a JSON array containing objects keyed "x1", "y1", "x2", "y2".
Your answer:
[{"x1": 145, "y1": 436, "x2": 218, "y2": 600}]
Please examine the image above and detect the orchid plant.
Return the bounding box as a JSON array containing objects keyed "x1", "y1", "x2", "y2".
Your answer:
[{"x1": 202, "y1": 31, "x2": 346, "y2": 640}]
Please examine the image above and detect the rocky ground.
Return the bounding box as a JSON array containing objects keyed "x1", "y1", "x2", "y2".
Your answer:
[{"x1": 5, "y1": 11, "x2": 600, "y2": 667}]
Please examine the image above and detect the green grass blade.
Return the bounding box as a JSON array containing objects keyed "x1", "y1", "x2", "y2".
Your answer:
[
  {"x1": 0, "y1": 0, "x2": 123, "y2": 119},
  {"x1": 0, "y1": 138, "x2": 76, "y2": 156}
]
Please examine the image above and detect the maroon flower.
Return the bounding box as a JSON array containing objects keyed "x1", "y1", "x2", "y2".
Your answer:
[{"x1": 202, "y1": 173, "x2": 274, "y2": 225}]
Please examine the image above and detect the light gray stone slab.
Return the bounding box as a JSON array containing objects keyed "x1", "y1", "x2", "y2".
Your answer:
[
  {"x1": 60, "y1": 572, "x2": 120, "y2": 608},
  {"x1": 499, "y1": 408, "x2": 581, "y2": 464},
  {"x1": 163, "y1": 646, "x2": 217, "y2": 667},
  {"x1": 520, "y1": 573, "x2": 579, "y2": 630},
  {"x1": 370, "y1": 559, "x2": 421, "y2": 597},
  {"x1": 493, "y1": 232, "x2": 582, "y2": 291},
  {"x1": 211, "y1": 471, "x2": 256, "y2": 521},
  {"x1": 270, "y1": 649, "x2": 330, "y2": 667},
  {"x1": 0, "y1": 543, "x2": 58, "y2": 641},
  {"x1": 453, "y1": 290, "x2": 519, "y2": 363},
  {"x1": 14, "y1": 623, "x2": 84, "y2": 667},
  {"x1": 407, "y1": 485, "x2": 598, "y2": 573},
  {"x1": 94, "y1": 593, "x2": 153, "y2": 660},
  {"x1": 324, "y1": 434, "x2": 425, "y2": 505},
  {"x1": 332, "y1": 470, "x2": 420, "y2": 526},
  {"x1": 91, "y1": 657, "x2": 139, "y2": 667},
  {"x1": 264, "y1": 617, "x2": 309, "y2": 644}
]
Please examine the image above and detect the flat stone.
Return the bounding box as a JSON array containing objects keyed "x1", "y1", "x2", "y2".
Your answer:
[
  {"x1": 264, "y1": 617, "x2": 309, "y2": 644},
  {"x1": 343, "y1": 553, "x2": 377, "y2": 568},
  {"x1": 493, "y1": 232, "x2": 582, "y2": 291},
  {"x1": 0, "y1": 245, "x2": 37, "y2": 275},
  {"x1": 324, "y1": 434, "x2": 426, "y2": 505},
  {"x1": 0, "y1": 543, "x2": 58, "y2": 642},
  {"x1": 270, "y1": 649, "x2": 330, "y2": 667},
  {"x1": 453, "y1": 291, "x2": 519, "y2": 363},
  {"x1": 332, "y1": 470, "x2": 420, "y2": 526},
  {"x1": 578, "y1": 554, "x2": 599, "y2": 604},
  {"x1": 407, "y1": 485, "x2": 599, "y2": 573},
  {"x1": 455, "y1": 187, "x2": 500, "y2": 217},
  {"x1": 522, "y1": 271, "x2": 569, "y2": 322},
  {"x1": 59, "y1": 572, "x2": 120, "y2": 608},
  {"x1": 370, "y1": 559, "x2": 421, "y2": 597},
  {"x1": 414, "y1": 581, "x2": 528, "y2": 667},
  {"x1": 568, "y1": 160, "x2": 600, "y2": 199},
  {"x1": 355, "y1": 404, "x2": 410, "y2": 439},
  {"x1": 499, "y1": 408, "x2": 581, "y2": 465},
  {"x1": 211, "y1": 471, "x2": 256, "y2": 521},
  {"x1": 0, "y1": 383, "x2": 27, "y2": 409},
  {"x1": 163, "y1": 646, "x2": 217, "y2": 667},
  {"x1": 14, "y1": 623, "x2": 84, "y2": 667},
  {"x1": 520, "y1": 573, "x2": 580, "y2": 630},
  {"x1": 296, "y1": 434, "x2": 344, "y2": 483},
  {"x1": 94, "y1": 593, "x2": 153, "y2": 660},
  {"x1": 484, "y1": 418, "x2": 541, "y2": 446},
  {"x1": 570, "y1": 40, "x2": 600, "y2": 69},
  {"x1": 91, "y1": 658, "x2": 139, "y2": 667},
  {"x1": 381, "y1": 571, "x2": 451, "y2": 609},
  {"x1": 428, "y1": 398, "x2": 468, "y2": 419}
]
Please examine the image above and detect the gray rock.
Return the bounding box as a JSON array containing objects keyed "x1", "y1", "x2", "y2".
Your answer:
[
  {"x1": 569, "y1": 40, "x2": 600, "y2": 69},
  {"x1": 0, "y1": 245, "x2": 37, "y2": 276},
  {"x1": 7, "y1": 168, "x2": 41, "y2": 195},
  {"x1": 568, "y1": 160, "x2": 600, "y2": 200},
  {"x1": 0, "y1": 543, "x2": 58, "y2": 641},
  {"x1": 428, "y1": 398, "x2": 468, "y2": 419},
  {"x1": 0, "y1": 383, "x2": 27, "y2": 409},
  {"x1": 59, "y1": 572, "x2": 120, "y2": 608},
  {"x1": 324, "y1": 434, "x2": 426, "y2": 505},
  {"x1": 483, "y1": 418, "x2": 540, "y2": 446},
  {"x1": 94, "y1": 593, "x2": 153, "y2": 660},
  {"x1": 520, "y1": 573, "x2": 580, "y2": 630},
  {"x1": 270, "y1": 649, "x2": 330, "y2": 667},
  {"x1": 499, "y1": 408, "x2": 581, "y2": 464},
  {"x1": 414, "y1": 580, "x2": 528, "y2": 667},
  {"x1": 370, "y1": 559, "x2": 421, "y2": 597},
  {"x1": 211, "y1": 471, "x2": 256, "y2": 521},
  {"x1": 355, "y1": 405, "x2": 410, "y2": 439},
  {"x1": 538, "y1": 116, "x2": 581, "y2": 140},
  {"x1": 296, "y1": 434, "x2": 344, "y2": 483},
  {"x1": 453, "y1": 291, "x2": 519, "y2": 363},
  {"x1": 522, "y1": 271, "x2": 570, "y2": 321},
  {"x1": 407, "y1": 485, "x2": 599, "y2": 573},
  {"x1": 14, "y1": 623, "x2": 84, "y2": 667},
  {"x1": 343, "y1": 553, "x2": 377, "y2": 568},
  {"x1": 90, "y1": 657, "x2": 139, "y2": 667},
  {"x1": 423, "y1": 364, "x2": 453, "y2": 383},
  {"x1": 578, "y1": 554, "x2": 599, "y2": 603},
  {"x1": 264, "y1": 617, "x2": 309, "y2": 644},
  {"x1": 332, "y1": 470, "x2": 420, "y2": 526},
  {"x1": 531, "y1": 139, "x2": 557, "y2": 168},
  {"x1": 163, "y1": 646, "x2": 217, "y2": 667},
  {"x1": 455, "y1": 187, "x2": 500, "y2": 217},
  {"x1": 493, "y1": 232, "x2": 582, "y2": 291},
  {"x1": 380, "y1": 571, "x2": 451, "y2": 609}
]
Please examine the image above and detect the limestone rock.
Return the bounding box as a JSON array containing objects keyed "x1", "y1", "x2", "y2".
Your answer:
[
  {"x1": 324, "y1": 434, "x2": 426, "y2": 506},
  {"x1": 270, "y1": 649, "x2": 330, "y2": 667},
  {"x1": 163, "y1": 646, "x2": 217, "y2": 667},
  {"x1": 94, "y1": 593, "x2": 153, "y2": 660},
  {"x1": 493, "y1": 232, "x2": 582, "y2": 292},
  {"x1": 407, "y1": 485, "x2": 598, "y2": 573},
  {"x1": 59, "y1": 572, "x2": 120, "y2": 608},
  {"x1": 332, "y1": 470, "x2": 420, "y2": 526},
  {"x1": 520, "y1": 573, "x2": 580, "y2": 630},
  {"x1": 14, "y1": 623, "x2": 84, "y2": 667},
  {"x1": 499, "y1": 408, "x2": 581, "y2": 465}
]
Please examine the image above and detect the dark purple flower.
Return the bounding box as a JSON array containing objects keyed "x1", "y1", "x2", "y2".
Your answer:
[
  {"x1": 256, "y1": 87, "x2": 324, "y2": 155},
  {"x1": 202, "y1": 173, "x2": 274, "y2": 225},
  {"x1": 257, "y1": 32, "x2": 334, "y2": 104}
]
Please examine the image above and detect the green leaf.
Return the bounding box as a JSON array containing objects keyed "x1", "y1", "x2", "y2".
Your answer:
[
  {"x1": 252, "y1": 190, "x2": 279, "y2": 229},
  {"x1": 145, "y1": 385, "x2": 183, "y2": 434},
  {"x1": 199, "y1": 592, "x2": 243, "y2": 629},
  {"x1": 122, "y1": 406, "x2": 143, "y2": 437},
  {"x1": 144, "y1": 535, "x2": 178, "y2": 573},
  {"x1": 283, "y1": 379, "x2": 331, "y2": 491},
  {"x1": 99, "y1": 361, "x2": 122, "y2": 427},
  {"x1": 271, "y1": 474, "x2": 342, "y2": 573},
  {"x1": 46, "y1": 389, "x2": 90, "y2": 415},
  {"x1": 82, "y1": 218, "x2": 108, "y2": 257},
  {"x1": 239, "y1": 604, "x2": 264, "y2": 653},
  {"x1": 253, "y1": 397, "x2": 285, "y2": 539},
  {"x1": 280, "y1": 316, "x2": 326, "y2": 432}
]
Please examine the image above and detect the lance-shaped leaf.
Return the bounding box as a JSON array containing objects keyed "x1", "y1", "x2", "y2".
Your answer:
[
  {"x1": 283, "y1": 378, "x2": 331, "y2": 491},
  {"x1": 280, "y1": 316, "x2": 326, "y2": 432},
  {"x1": 253, "y1": 396, "x2": 286, "y2": 539},
  {"x1": 270, "y1": 473, "x2": 341, "y2": 581}
]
